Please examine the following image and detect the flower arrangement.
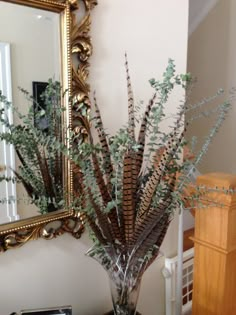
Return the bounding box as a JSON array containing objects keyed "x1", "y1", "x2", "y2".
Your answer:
[
  {"x1": 70, "y1": 56, "x2": 232, "y2": 314},
  {"x1": 0, "y1": 57, "x2": 232, "y2": 315}
]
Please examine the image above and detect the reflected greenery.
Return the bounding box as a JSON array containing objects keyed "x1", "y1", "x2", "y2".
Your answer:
[{"x1": 0, "y1": 80, "x2": 67, "y2": 214}]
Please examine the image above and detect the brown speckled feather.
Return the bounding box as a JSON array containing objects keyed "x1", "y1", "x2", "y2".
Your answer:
[
  {"x1": 125, "y1": 53, "x2": 135, "y2": 141},
  {"x1": 87, "y1": 189, "x2": 114, "y2": 243},
  {"x1": 141, "y1": 216, "x2": 171, "y2": 275},
  {"x1": 85, "y1": 213, "x2": 107, "y2": 246},
  {"x1": 87, "y1": 129, "x2": 111, "y2": 206},
  {"x1": 108, "y1": 208, "x2": 123, "y2": 243},
  {"x1": 71, "y1": 160, "x2": 86, "y2": 208},
  {"x1": 137, "y1": 131, "x2": 183, "y2": 218},
  {"x1": 134, "y1": 174, "x2": 176, "y2": 244},
  {"x1": 136, "y1": 93, "x2": 157, "y2": 175},
  {"x1": 122, "y1": 150, "x2": 137, "y2": 243},
  {"x1": 132, "y1": 212, "x2": 171, "y2": 268},
  {"x1": 91, "y1": 152, "x2": 111, "y2": 206},
  {"x1": 93, "y1": 92, "x2": 113, "y2": 188},
  {"x1": 36, "y1": 149, "x2": 55, "y2": 199}
]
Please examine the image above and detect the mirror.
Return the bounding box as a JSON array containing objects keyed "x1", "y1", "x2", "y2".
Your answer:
[
  {"x1": 0, "y1": 0, "x2": 97, "y2": 252},
  {"x1": 0, "y1": 1, "x2": 63, "y2": 221}
]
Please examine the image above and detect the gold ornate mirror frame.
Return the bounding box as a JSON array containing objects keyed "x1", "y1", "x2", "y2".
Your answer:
[{"x1": 0, "y1": 0, "x2": 96, "y2": 252}]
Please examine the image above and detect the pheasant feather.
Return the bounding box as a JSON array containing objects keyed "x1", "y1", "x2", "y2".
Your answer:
[
  {"x1": 134, "y1": 195, "x2": 174, "y2": 247},
  {"x1": 85, "y1": 213, "x2": 107, "y2": 246},
  {"x1": 140, "y1": 223, "x2": 170, "y2": 276},
  {"x1": 132, "y1": 213, "x2": 171, "y2": 267},
  {"x1": 108, "y1": 208, "x2": 123, "y2": 243},
  {"x1": 93, "y1": 92, "x2": 113, "y2": 187},
  {"x1": 87, "y1": 128, "x2": 111, "y2": 206},
  {"x1": 134, "y1": 175, "x2": 176, "y2": 244},
  {"x1": 36, "y1": 148, "x2": 55, "y2": 199},
  {"x1": 125, "y1": 53, "x2": 135, "y2": 141},
  {"x1": 136, "y1": 93, "x2": 157, "y2": 175},
  {"x1": 137, "y1": 131, "x2": 183, "y2": 219},
  {"x1": 71, "y1": 160, "x2": 86, "y2": 208},
  {"x1": 139, "y1": 215, "x2": 171, "y2": 276},
  {"x1": 87, "y1": 189, "x2": 114, "y2": 243},
  {"x1": 91, "y1": 151, "x2": 111, "y2": 205},
  {"x1": 122, "y1": 150, "x2": 137, "y2": 243}
]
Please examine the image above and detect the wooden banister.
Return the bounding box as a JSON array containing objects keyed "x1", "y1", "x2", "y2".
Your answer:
[
  {"x1": 183, "y1": 227, "x2": 194, "y2": 251},
  {"x1": 191, "y1": 172, "x2": 236, "y2": 315}
]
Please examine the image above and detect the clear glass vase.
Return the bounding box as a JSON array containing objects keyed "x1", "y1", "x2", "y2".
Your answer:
[
  {"x1": 109, "y1": 270, "x2": 141, "y2": 315},
  {"x1": 87, "y1": 246, "x2": 144, "y2": 315}
]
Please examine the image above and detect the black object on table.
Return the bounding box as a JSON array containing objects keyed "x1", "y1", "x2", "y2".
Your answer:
[{"x1": 104, "y1": 312, "x2": 142, "y2": 315}]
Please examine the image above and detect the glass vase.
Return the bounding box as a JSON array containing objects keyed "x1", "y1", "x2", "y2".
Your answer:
[
  {"x1": 87, "y1": 246, "x2": 144, "y2": 315},
  {"x1": 109, "y1": 270, "x2": 141, "y2": 315}
]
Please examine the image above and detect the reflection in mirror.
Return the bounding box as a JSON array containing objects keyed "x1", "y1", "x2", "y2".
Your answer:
[
  {"x1": 0, "y1": 1, "x2": 62, "y2": 224},
  {"x1": 0, "y1": 42, "x2": 19, "y2": 224}
]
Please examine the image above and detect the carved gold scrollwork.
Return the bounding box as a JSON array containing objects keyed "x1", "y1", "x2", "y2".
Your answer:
[
  {"x1": 83, "y1": 0, "x2": 97, "y2": 10},
  {"x1": 71, "y1": 0, "x2": 97, "y2": 141},
  {"x1": 0, "y1": 211, "x2": 84, "y2": 252}
]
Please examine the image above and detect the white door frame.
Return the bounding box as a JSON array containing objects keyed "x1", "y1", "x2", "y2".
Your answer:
[{"x1": 0, "y1": 42, "x2": 19, "y2": 223}]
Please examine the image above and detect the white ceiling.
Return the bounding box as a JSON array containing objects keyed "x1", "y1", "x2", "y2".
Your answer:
[{"x1": 189, "y1": 0, "x2": 219, "y2": 35}]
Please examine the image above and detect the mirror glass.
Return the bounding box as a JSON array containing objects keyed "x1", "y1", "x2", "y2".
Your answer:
[{"x1": 0, "y1": 1, "x2": 63, "y2": 224}]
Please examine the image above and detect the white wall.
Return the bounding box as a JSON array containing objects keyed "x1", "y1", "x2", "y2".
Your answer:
[
  {"x1": 188, "y1": 0, "x2": 219, "y2": 35},
  {"x1": 0, "y1": 1, "x2": 189, "y2": 314},
  {"x1": 187, "y1": 0, "x2": 236, "y2": 174}
]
